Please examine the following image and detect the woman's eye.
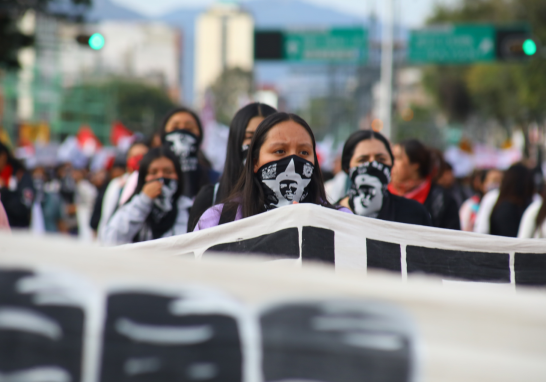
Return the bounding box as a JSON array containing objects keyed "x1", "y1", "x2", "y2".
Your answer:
[
  {"x1": 275, "y1": 149, "x2": 285, "y2": 154},
  {"x1": 301, "y1": 151, "x2": 310, "y2": 156}
]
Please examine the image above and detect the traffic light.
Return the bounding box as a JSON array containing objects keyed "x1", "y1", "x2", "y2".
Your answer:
[
  {"x1": 496, "y1": 27, "x2": 537, "y2": 60},
  {"x1": 75, "y1": 33, "x2": 105, "y2": 50}
]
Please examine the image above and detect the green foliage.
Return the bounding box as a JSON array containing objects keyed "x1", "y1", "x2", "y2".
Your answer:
[
  {"x1": 393, "y1": 105, "x2": 445, "y2": 149},
  {"x1": 60, "y1": 79, "x2": 177, "y2": 140},
  {"x1": 423, "y1": 0, "x2": 546, "y2": 126},
  {"x1": 210, "y1": 67, "x2": 254, "y2": 126}
]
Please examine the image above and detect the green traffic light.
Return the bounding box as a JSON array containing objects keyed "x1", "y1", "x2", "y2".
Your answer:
[
  {"x1": 89, "y1": 33, "x2": 105, "y2": 50},
  {"x1": 522, "y1": 39, "x2": 536, "y2": 56}
]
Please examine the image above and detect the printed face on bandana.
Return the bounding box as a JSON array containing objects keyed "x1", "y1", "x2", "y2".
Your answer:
[
  {"x1": 257, "y1": 155, "x2": 314, "y2": 209},
  {"x1": 348, "y1": 161, "x2": 392, "y2": 218},
  {"x1": 151, "y1": 177, "x2": 178, "y2": 218},
  {"x1": 164, "y1": 130, "x2": 199, "y2": 172}
]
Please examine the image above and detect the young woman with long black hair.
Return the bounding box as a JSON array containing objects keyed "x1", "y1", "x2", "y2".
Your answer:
[
  {"x1": 160, "y1": 106, "x2": 218, "y2": 198},
  {"x1": 337, "y1": 130, "x2": 431, "y2": 226},
  {"x1": 103, "y1": 147, "x2": 192, "y2": 244},
  {"x1": 489, "y1": 163, "x2": 534, "y2": 237},
  {"x1": 194, "y1": 112, "x2": 351, "y2": 230},
  {"x1": 187, "y1": 102, "x2": 277, "y2": 231}
]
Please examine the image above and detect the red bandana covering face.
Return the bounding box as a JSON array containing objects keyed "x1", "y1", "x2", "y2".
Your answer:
[
  {"x1": 0, "y1": 164, "x2": 13, "y2": 188},
  {"x1": 388, "y1": 176, "x2": 432, "y2": 204}
]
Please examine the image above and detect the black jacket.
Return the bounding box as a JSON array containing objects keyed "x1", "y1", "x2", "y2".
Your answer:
[
  {"x1": 187, "y1": 183, "x2": 218, "y2": 232},
  {"x1": 490, "y1": 201, "x2": 526, "y2": 237},
  {"x1": 423, "y1": 184, "x2": 461, "y2": 230},
  {"x1": 377, "y1": 191, "x2": 432, "y2": 226},
  {"x1": 1, "y1": 170, "x2": 35, "y2": 228}
]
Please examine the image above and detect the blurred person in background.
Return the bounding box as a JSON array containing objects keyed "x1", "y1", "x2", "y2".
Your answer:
[
  {"x1": 72, "y1": 164, "x2": 97, "y2": 242},
  {"x1": 55, "y1": 163, "x2": 77, "y2": 234},
  {"x1": 459, "y1": 169, "x2": 486, "y2": 232},
  {"x1": 0, "y1": 199, "x2": 9, "y2": 232},
  {"x1": 325, "y1": 152, "x2": 351, "y2": 204},
  {"x1": 97, "y1": 141, "x2": 148, "y2": 241},
  {"x1": 194, "y1": 113, "x2": 350, "y2": 231},
  {"x1": 0, "y1": 142, "x2": 35, "y2": 228},
  {"x1": 518, "y1": 185, "x2": 546, "y2": 238},
  {"x1": 160, "y1": 107, "x2": 219, "y2": 198},
  {"x1": 103, "y1": 147, "x2": 192, "y2": 244},
  {"x1": 389, "y1": 139, "x2": 460, "y2": 230},
  {"x1": 89, "y1": 168, "x2": 109, "y2": 235},
  {"x1": 41, "y1": 166, "x2": 63, "y2": 233},
  {"x1": 337, "y1": 130, "x2": 430, "y2": 226},
  {"x1": 188, "y1": 102, "x2": 277, "y2": 231},
  {"x1": 489, "y1": 163, "x2": 534, "y2": 237},
  {"x1": 435, "y1": 159, "x2": 471, "y2": 209},
  {"x1": 473, "y1": 168, "x2": 504, "y2": 234}
]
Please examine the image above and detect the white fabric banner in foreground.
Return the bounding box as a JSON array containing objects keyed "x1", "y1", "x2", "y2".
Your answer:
[
  {"x1": 1, "y1": 233, "x2": 546, "y2": 382},
  {"x1": 122, "y1": 204, "x2": 546, "y2": 289}
]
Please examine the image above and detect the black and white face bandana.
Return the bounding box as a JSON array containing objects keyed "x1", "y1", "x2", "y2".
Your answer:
[
  {"x1": 150, "y1": 177, "x2": 178, "y2": 222},
  {"x1": 241, "y1": 144, "x2": 249, "y2": 165},
  {"x1": 257, "y1": 155, "x2": 314, "y2": 210},
  {"x1": 164, "y1": 130, "x2": 199, "y2": 172},
  {"x1": 348, "y1": 161, "x2": 392, "y2": 218}
]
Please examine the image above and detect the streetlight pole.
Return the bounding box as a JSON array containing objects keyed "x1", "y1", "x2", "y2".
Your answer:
[{"x1": 379, "y1": 0, "x2": 394, "y2": 139}]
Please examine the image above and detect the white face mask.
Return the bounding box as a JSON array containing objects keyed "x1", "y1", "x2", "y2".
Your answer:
[{"x1": 348, "y1": 161, "x2": 392, "y2": 218}]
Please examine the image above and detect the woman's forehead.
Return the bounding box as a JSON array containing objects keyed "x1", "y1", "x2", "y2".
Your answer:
[
  {"x1": 266, "y1": 121, "x2": 313, "y2": 143},
  {"x1": 355, "y1": 138, "x2": 389, "y2": 154}
]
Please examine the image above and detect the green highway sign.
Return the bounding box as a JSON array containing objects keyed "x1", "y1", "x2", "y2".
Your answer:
[
  {"x1": 409, "y1": 25, "x2": 496, "y2": 64},
  {"x1": 284, "y1": 28, "x2": 368, "y2": 63}
]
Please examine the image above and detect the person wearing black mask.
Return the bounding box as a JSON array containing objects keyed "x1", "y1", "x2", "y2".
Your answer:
[
  {"x1": 338, "y1": 130, "x2": 431, "y2": 226},
  {"x1": 160, "y1": 107, "x2": 217, "y2": 198},
  {"x1": 193, "y1": 112, "x2": 351, "y2": 230},
  {"x1": 103, "y1": 147, "x2": 192, "y2": 244},
  {"x1": 187, "y1": 102, "x2": 277, "y2": 231}
]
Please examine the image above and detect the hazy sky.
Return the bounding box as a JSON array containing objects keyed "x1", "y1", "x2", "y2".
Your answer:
[{"x1": 112, "y1": 0, "x2": 459, "y2": 27}]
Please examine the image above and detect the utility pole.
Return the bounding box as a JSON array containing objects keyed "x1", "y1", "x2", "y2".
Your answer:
[{"x1": 378, "y1": 0, "x2": 394, "y2": 138}]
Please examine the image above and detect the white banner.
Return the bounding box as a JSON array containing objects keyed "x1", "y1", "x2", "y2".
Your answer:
[
  {"x1": 121, "y1": 204, "x2": 546, "y2": 289},
  {"x1": 1, "y1": 232, "x2": 546, "y2": 382}
]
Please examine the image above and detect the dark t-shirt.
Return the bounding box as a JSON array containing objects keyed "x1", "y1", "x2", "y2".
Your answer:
[
  {"x1": 378, "y1": 191, "x2": 432, "y2": 226},
  {"x1": 490, "y1": 201, "x2": 526, "y2": 237}
]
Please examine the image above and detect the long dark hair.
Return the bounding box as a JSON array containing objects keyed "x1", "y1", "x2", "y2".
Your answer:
[
  {"x1": 160, "y1": 106, "x2": 203, "y2": 146},
  {"x1": 535, "y1": 188, "x2": 546, "y2": 231},
  {"x1": 341, "y1": 130, "x2": 394, "y2": 173},
  {"x1": 224, "y1": 112, "x2": 335, "y2": 219},
  {"x1": 130, "y1": 146, "x2": 184, "y2": 203},
  {"x1": 398, "y1": 139, "x2": 431, "y2": 179},
  {"x1": 217, "y1": 103, "x2": 277, "y2": 201},
  {"x1": 0, "y1": 141, "x2": 24, "y2": 172},
  {"x1": 491, "y1": 163, "x2": 534, "y2": 219}
]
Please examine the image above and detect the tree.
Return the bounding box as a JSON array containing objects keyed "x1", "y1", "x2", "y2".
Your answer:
[
  {"x1": 59, "y1": 78, "x2": 177, "y2": 141},
  {"x1": 423, "y1": 0, "x2": 546, "y2": 127},
  {"x1": 0, "y1": 0, "x2": 91, "y2": 69},
  {"x1": 209, "y1": 67, "x2": 254, "y2": 126}
]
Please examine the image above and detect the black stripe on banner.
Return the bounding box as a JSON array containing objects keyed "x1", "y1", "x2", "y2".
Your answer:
[
  {"x1": 406, "y1": 246, "x2": 510, "y2": 282},
  {"x1": 366, "y1": 239, "x2": 401, "y2": 272},
  {"x1": 514, "y1": 253, "x2": 546, "y2": 287},
  {"x1": 302, "y1": 226, "x2": 335, "y2": 264},
  {"x1": 204, "y1": 228, "x2": 300, "y2": 259}
]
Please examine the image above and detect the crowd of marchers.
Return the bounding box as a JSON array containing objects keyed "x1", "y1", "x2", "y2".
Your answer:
[{"x1": 1, "y1": 103, "x2": 543, "y2": 243}]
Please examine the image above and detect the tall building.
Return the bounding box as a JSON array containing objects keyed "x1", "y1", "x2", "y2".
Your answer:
[{"x1": 194, "y1": 2, "x2": 254, "y2": 108}]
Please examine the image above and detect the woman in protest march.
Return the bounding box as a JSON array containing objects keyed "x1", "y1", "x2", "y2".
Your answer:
[
  {"x1": 337, "y1": 130, "x2": 431, "y2": 226},
  {"x1": 160, "y1": 107, "x2": 219, "y2": 198},
  {"x1": 388, "y1": 139, "x2": 460, "y2": 230},
  {"x1": 489, "y1": 162, "x2": 534, "y2": 237},
  {"x1": 103, "y1": 146, "x2": 192, "y2": 244},
  {"x1": 0, "y1": 142, "x2": 35, "y2": 228},
  {"x1": 187, "y1": 102, "x2": 277, "y2": 231},
  {"x1": 193, "y1": 112, "x2": 351, "y2": 231}
]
